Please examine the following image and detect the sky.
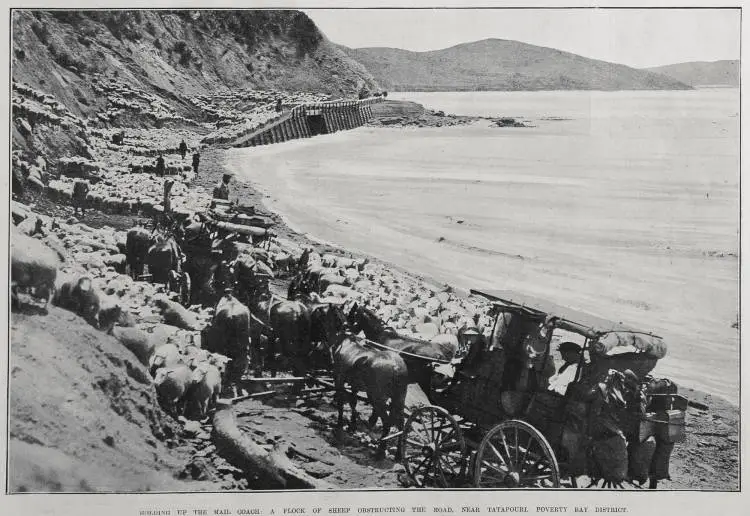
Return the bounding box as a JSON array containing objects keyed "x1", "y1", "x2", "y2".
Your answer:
[{"x1": 304, "y1": 8, "x2": 740, "y2": 69}]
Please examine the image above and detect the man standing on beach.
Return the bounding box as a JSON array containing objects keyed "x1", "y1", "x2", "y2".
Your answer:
[{"x1": 192, "y1": 150, "x2": 200, "y2": 176}]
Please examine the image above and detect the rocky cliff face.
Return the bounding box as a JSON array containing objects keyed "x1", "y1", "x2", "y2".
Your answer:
[{"x1": 12, "y1": 10, "x2": 380, "y2": 120}]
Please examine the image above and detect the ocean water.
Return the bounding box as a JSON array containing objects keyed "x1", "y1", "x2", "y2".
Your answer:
[{"x1": 225, "y1": 89, "x2": 740, "y2": 404}]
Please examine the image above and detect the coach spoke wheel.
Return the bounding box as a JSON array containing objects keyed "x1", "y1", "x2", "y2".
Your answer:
[
  {"x1": 400, "y1": 405, "x2": 467, "y2": 488},
  {"x1": 474, "y1": 419, "x2": 560, "y2": 488}
]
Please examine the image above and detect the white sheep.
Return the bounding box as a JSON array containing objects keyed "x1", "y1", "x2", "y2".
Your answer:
[
  {"x1": 188, "y1": 361, "x2": 223, "y2": 419},
  {"x1": 11, "y1": 231, "x2": 61, "y2": 309},
  {"x1": 149, "y1": 343, "x2": 182, "y2": 376},
  {"x1": 154, "y1": 364, "x2": 193, "y2": 416}
]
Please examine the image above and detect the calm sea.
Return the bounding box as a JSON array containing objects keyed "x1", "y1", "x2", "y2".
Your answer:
[{"x1": 226, "y1": 89, "x2": 740, "y2": 404}]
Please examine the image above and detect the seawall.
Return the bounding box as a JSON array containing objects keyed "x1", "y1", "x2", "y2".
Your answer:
[{"x1": 229, "y1": 97, "x2": 382, "y2": 148}]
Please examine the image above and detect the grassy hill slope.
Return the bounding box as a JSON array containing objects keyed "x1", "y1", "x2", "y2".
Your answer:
[
  {"x1": 342, "y1": 38, "x2": 692, "y2": 91},
  {"x1": 646, "y1": 60, "x2": 739, "y2": 87}
]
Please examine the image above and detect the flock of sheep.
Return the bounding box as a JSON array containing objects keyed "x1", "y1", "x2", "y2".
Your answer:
[
  {"x1": 303, "y1": 251, "x2": 493, "y2": 342},
  {"x1": 11, "y1": 211, "x2": 252, "y2": 424},
  {"x1": 11, "y1": 189, "x2": 496, "y2": 431},
  {"x1": 11, "y1": 75, "x2": 498, "y2": 437}
]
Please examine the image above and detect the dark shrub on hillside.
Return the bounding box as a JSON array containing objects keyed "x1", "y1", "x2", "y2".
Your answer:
[
  {"x1": 289, "y1": 12, "x2": 322, "y2": 57},
  {"x1": 172, "y1": 40, "x2": 192, "y2": 66},
  {"x1": 30, "y1": 21, "x2": 51, "y2": 45},
  {"x1": 87, "y1": 12, "x2": 142, "y2": 41},
  {"x1": 49, "y1": 43, "x2": 87, "y2": 73},
  {"x1": 50, "y1": 11, "x2": 85, "y2": 25}
]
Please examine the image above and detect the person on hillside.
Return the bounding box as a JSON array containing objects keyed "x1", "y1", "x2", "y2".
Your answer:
[
  {"x1": 192, "y1": 150, "x2": 201, "y2": 176},
  {"x1": 547, "y1": 341, "x2": 583, "y2": 395},
  {"x1": 275, "y1": 99, "x2": 283, "y2": 113},
  {"x1": 155, "y1": 154, "x2": 165, "y2": 177},
  {"x1": 213, "y1": 173, "x2": 232, "y2": 200},
  {"x1": 179, "y1": 139, "x2": 188, "y2": 160},
  {"x1": 72, "y1": 180, "x2": 90, "y2": 218}
]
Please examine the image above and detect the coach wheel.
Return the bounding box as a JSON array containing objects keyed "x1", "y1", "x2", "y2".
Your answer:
[
  {"x1": 474, "y1": 419, "x2": 560, "y2": 488},
  {"x1": 400, "y1": 405, "x2": 467, "y2": 487}
]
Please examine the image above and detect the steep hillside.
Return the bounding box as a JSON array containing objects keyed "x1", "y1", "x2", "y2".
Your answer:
[
  {"x1": 11, "y1": 10, "x2": 380, "y2": 121},
  {"x1": 9, "y1": 308, "x2": 219, "y2": 492},
  {"x1": 646, "y1": 60, "x2": 739, "y2": 87},
  {"x1": 341, "y1": 39, "x2": 692, "y2": 91}
]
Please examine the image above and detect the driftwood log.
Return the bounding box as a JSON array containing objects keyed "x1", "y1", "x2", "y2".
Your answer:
[{"x1": 211, "y1": 401, "x2": 333, "y2": 490}]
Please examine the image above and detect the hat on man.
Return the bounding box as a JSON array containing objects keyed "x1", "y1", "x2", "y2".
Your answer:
[{"x1": 558, "y1": 341, "x2": 582, "y2": 354}]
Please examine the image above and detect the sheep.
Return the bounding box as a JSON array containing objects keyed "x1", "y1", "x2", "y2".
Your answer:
[
  {"x1": 111, "y1": 326, "x2": 154, "y2": 366},
  {"x1": 69, "y1": 276, "x2": 101, "y2": 327},
  {"x1": 187, "y1": 362, "x2": 223, "y2": 419},
  {"x1": 97, "y1": 295, "x2": 123, "y2": 333},
  {"x1": 209, "y1": 353, "x2": 232, "y2": 376},
  {"x1": 147, "y1": 323, "x2": 180, "y2": 346},
  {"x1": 104, "y1": 254, "x2": 127, "y2": 274},
  {"x1": 115, "y1": 309, "x2": 137, "y2": 327},
  {"x1": 149, "y1": 343, "x2": 182, "y2": 376},
  {"x1": 271, "y1": 252, "x2": 294, "y2": 273},
  {"x1": 324, "y1": 286, "x2": 363, "y2": 305},
  {"x1": 343, "y1": 268, "x2": 360, "y2": 283},
  {"x1": 321, "y1": 254, "x2": 338, "y2": 267},
  {"x1": 184, "y1": 345, "x2": 210, "y2": 369},
  {"x1": 11, "y1": 231, "x2": 61, "y2": 309},
  {"x1": 152, "y1": 295, "x2": 199, "y2": 330},
  {"x1": 318, "y1": 273, "x2": 348, "y2": 292},
  {"x1": 153, "y1": 364, "x2": 194, "y2": 416}
]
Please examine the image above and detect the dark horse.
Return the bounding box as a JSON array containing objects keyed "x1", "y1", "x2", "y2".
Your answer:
[
  {"x1": 347, "y1": 303, "x2": 456, "y2": 397},
  {"x1": 250, "y1": 294, "x2": 312, "y2": 379},
  {"x1": 180, "y1": 219, "x2": 221, "y2": 306},
  {"x1": 321, "y1": 305, "x2": 408, "y2": 459}
]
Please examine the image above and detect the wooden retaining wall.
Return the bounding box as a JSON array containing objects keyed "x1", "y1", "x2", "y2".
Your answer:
[{"x1": 231, "y1": 97, "x2": 382, "y2": 149}]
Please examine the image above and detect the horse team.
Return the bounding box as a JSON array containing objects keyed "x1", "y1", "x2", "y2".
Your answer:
[{"x1": 122, "y1": 223, "x2": 468, "y2": 457}]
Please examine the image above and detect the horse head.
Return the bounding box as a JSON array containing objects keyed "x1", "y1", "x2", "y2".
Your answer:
[
  {"x1": 323, "y1": 304, "x2": 349, "y2": 349},
  {"x1": 347, "y1": 302, "x2": 360, "y2": 332},
  {"x1": 357, "y1": 305, "x2": 386, "y2": 341}
]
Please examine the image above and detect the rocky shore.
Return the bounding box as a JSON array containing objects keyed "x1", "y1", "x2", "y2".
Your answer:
[{"x1": 366, "y1": 99, "x2": 531, "y2": 128}]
